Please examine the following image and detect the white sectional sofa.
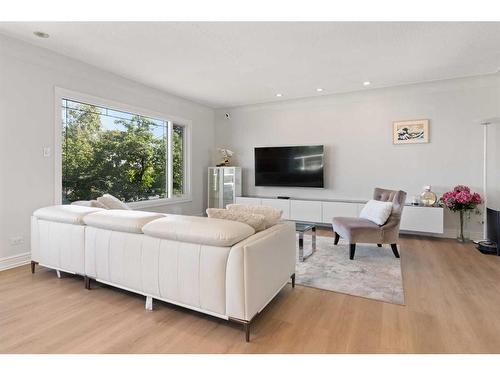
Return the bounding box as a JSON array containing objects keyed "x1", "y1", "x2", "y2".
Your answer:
[{"x1": 30, "y1": 205, "x2": 296, "y2": 341}]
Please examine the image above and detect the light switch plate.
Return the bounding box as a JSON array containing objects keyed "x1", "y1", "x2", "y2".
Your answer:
[{"x1": 43, "y1": 147, "x2": 51, "y2": 157}]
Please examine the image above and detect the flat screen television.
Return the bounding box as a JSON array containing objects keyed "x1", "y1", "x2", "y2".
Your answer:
[{"x1": 254, "y1": 145, "x2": 324, "y2": 188}]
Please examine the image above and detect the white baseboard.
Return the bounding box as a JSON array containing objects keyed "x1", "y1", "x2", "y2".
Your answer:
[{"x1": 0, "y1": 252, "x2": 31, "y2": 272}]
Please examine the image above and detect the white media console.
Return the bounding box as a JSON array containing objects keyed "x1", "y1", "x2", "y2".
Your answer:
[{"x1": 235, "y1": 196, "x2": 444, "y2": 235}]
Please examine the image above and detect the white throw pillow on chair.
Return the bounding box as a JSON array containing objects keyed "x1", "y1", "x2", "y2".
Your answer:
[{"x1": 359, "y1": 199, "x2": 393, "y2": 226}]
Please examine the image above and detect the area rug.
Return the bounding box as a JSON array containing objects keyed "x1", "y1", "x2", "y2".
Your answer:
[{"x1": 295, "y1": 234, "x2": 405, "y2": 305}]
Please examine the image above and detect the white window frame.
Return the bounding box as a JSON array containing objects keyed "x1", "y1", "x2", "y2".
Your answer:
[{"x1": 54, "y1": 87, "x2": 192, "y2": 209}]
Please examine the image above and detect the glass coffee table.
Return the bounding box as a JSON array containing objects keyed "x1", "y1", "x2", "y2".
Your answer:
[{"x1": 295, "y1": 222, "x2": 316, "y2": 262}]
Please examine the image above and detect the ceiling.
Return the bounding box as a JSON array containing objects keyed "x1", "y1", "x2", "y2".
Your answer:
[{"x1": 1, "y1": 22, "x2": 500, "y2": 108}]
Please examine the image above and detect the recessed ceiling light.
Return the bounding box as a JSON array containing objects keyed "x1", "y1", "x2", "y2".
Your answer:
[
  {"x1": 33, "y1": 31, "x2": 50, "y2": 38},
  {"x1": 363, "y1": 81, "x2": 371, "y2": 86},
  {"x1": 316, "y1": 88, "x2": 323, "y2": 92},
  {"x1": 276, "y1": 93, "x2": 283, "y2": 97}
]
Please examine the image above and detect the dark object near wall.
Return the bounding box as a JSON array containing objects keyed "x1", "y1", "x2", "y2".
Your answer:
[{"x1": 477, "y1": 207, "x2": 499, "y2": 255}]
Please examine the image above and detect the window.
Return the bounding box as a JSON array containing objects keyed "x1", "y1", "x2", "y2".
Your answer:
[
  {"x1": 60, "y1": 97, "x2": 188, "y2": 205},
  {"x1": 172, "y1": 124, "x2": 185, "y2": 196}
]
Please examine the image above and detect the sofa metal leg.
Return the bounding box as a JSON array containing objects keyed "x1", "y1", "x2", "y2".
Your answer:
[
  {"x1": 145, "y1": 296, "x2": 153, "y2": 311},
  {"x1": 30, "y1": 261, "x2": 37, "y2": 274},
  {"x1": 377, "y1": 244, "x2": 382, "y2": 247},
  {"x1": 291, "y1": 273, "x2": 295, "y2": 288},
  {"x1": 244, "y1": 322, "x2": 250, "y2": 343},
  {"x1": 391, "y1": 244, "x2": 400, "y2": 258},
  {"x1": 56, "y1": 270, "x2": 61, "y2": 279},
  {"x1": 349, "y1": 243, "x2": 356, "y2": 260},
  {"x1": 229, "y1": 317, "x2": 252, "y2": 342},
  {"x1": 84, "y1": 276, "x2": 91, "y2": 290},
  {"x1": 334, "y1": 232, "x2": 340, "y2": 245}
]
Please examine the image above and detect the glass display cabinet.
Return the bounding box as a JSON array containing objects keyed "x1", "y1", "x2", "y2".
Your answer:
[{"x1": 208, "y1": 167, "x2": 242, "y2": 208}]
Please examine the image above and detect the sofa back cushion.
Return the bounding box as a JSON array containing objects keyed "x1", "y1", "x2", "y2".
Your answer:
[
  {"x1": 206, "y1": 208, "x2": 266, "y2": 232},
  {"x1": 33, "y1": 205, "x2": 105, "y2": 225},
  {"x1": 83, "y1": 209, "x2": 165, "y2": 233},
  {"x1": 71, "y1": 200, "x2": 108, "y2": 209},
  {"x1": 97, "y1": 194, "x2": 131, "y2": 210},
  {"x1": 226, "y1": 204, "x2": 282, "y2": 228},
  {"x1": 142, "y1": 215, "x2": 255, "y2": 247}
]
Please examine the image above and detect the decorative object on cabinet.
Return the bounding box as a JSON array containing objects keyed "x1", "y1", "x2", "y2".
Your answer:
[
  {"x1": 393, "y1": 119, "x2": 429, "y2": 144},
  {"x1": 439, "y1": 185, "x2": 482, "y2": 243},
  {"x1": 208, "y1": 167, "x2": 242, "y2": 209},
  {"x1": 216, "y1": 148, "x2": 234, "y2": 167},
  {"x1": 420, "y1": 185, "x2": 437, "y2": 206}
]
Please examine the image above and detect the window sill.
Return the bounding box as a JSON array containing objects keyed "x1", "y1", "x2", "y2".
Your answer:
[{"x1": 128, "y1": 197, "x2": 192, "y2": 209}]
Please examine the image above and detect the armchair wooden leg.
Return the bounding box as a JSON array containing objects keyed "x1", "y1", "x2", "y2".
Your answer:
[
  {"x1": 349, "y1": 243, "x2": 356, "y2": 260},
  {"x1": 377, "y1": 244, "x2": 382, "y2": 247},
  {"x1": 291, "y1": 273, "x2": 295, "y2": 288},
  {"x1": 334, "y1": 232, "x2": 340, "y2": 245},
  {"x1": 390, "y1": 244, "x2": 400, "y2": 258},
  {"x1": 30, "y1": 261, "x2": 37, "y2": 274}
]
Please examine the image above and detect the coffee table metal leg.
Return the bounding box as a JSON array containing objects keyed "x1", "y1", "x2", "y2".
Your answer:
[
  {"x1": 312, "y1": 226, "x2": 316, "y2": 251},
  {"x1": 299, "y1": 232, "x2": 304, "y2": 262}
]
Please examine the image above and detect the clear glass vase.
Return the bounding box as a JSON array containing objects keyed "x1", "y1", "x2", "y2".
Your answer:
[
  {"x1": 420, "y1": 185, "x2": 437, "y2": 206},
  {"x1": 456, "y1": 210, "x2": 471, "y2": 243}
]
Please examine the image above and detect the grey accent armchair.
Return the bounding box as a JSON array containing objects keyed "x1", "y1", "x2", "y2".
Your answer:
[{"x1": 332, "y1": 188, "x2": 407, "y2": 260}]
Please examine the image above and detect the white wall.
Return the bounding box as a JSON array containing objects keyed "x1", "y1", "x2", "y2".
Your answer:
[
  {"x1": 0, "y1": 34, "x2": 215, "y2": 262},
  {"x1": 215, "y1": 74, "x2": 500, "y2": 238}
]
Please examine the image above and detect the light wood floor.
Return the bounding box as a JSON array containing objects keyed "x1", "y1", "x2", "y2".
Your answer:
[{"x1": 2, "y1": 230, "x2": 500, "y2": 353}]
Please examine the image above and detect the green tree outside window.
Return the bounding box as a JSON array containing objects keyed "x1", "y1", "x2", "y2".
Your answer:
[{"x1": 62, "y1": 100, "x2": 184, "y2": 203}]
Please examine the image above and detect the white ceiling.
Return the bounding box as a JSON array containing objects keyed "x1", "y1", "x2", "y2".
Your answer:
[{"x1": 1, "y1": 22, "x2": 500, "y2": 108}]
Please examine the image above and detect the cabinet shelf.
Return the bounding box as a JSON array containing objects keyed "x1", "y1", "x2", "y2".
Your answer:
[
  {"x1": 208, "y1": 167, "x2": 242, "y2": 209},
  {"x1": 235, "y1": 196, "x2": 443, "y2": 234}
]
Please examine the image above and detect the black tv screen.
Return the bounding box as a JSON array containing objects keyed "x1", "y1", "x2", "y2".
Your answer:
[{"x1": 254, "y1": 145, "x2": 324, "y2": 188}]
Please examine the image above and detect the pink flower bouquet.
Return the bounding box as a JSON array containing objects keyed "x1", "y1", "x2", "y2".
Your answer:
[
  {"x1": 440, "y1": 185, "x2": 482, "y2": 212},
  {"x1": 440, "y1": 185, "x2": 482, "y2": 242}
]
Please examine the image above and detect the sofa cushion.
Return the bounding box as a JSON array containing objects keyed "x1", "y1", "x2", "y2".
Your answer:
[
  {"x1": 359, "y1": 199, "x2": 393, "y2": 225},
  {"x1": 83, "y1": 210, "x2": 165, "y2": 233},
  {"x1": 142, "y1": 215, "x2": 255, "y2": 247},
  {"x1": 206, "y1": 208, "x2": 266, "y2": 232},
  {"x1": 33, "y1": 205, "x2": 105, "y2": 225},
  {"x1": 97, "y1": 194, "x2": 131, "y2": 210},
  {"x1": 332, "y1": 216, "x2": 383, "y2": 243},
  {"x1": 226, "y1": 204, "x2": 282, "y2": 228},
  {"x1": 71, "y1": 200, "x2": 108, "y2": 209}
]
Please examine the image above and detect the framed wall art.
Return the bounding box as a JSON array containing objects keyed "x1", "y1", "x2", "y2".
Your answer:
[{"x1": 393, "y1": 119, "x2": 429, "y2": 144}]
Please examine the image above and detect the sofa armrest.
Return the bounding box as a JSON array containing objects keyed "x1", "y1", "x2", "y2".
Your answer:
[{"x1": 226, "y1": 221, "x2": 296, "y2": 321}]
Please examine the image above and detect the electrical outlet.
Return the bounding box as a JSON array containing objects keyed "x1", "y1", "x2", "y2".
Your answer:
[
  {"x1": 10, "y1": 236, "x2": 24, "y2": 246},
  {"x1": 43, "y1": 147, "x2": 51, "y2": 157}
]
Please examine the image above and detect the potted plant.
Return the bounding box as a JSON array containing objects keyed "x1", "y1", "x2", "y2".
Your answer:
[{"x1": 439, "y1": 185, "x2": 482, "y2": 243}]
